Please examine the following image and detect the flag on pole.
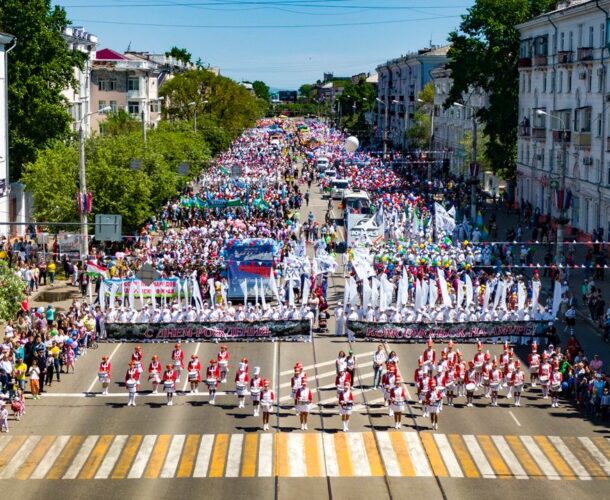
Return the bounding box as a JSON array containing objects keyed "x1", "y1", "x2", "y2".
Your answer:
[{"x1": 86, "y1": 260, "x2": 108, "y2": 278}]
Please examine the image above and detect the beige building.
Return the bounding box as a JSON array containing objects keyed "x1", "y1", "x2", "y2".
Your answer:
[{"x1": 0, "y1": 32, "x2": 15, "y2": 237}]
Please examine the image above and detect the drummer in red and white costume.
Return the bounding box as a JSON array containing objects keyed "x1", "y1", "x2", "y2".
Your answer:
[
  {"x1": 425, "y1": 378, "x2": 443, "y2": 430},
  {"x1": 473, "y1": 340, "x2": 485, "y2": 385},
  {"x1": 235, "y1": 361, "x2": 250, "y2": 408},
  {"x1": 171, "y1": 343, "x2": 185, "y2": 383},
  {"x1": 413, "y1": 359, "x2": 424, "y2": 399},
  {"x1": 295, "y1": 379, "x2": 313, "y2": 430},
  {"x1": 338, "y1": 381, "x2": 354, "y2": 432},
  {"x1": 481, "y1": 352, "x2": 492, "y2": 398},
  {"x1": 131, "y1": 345, "x2": 144, "y2": 375},
  {"x1": 499, "y1": 342, "x2": 511, "y2": 367},
  {"x1": 335, "y1": 366, "x2": 352, "y2": 397},
  {"x1": 240, "y1": 357, "x2": 250, "y2": 376},
  {"x1": 419, "y1": 371, "x2": 433, "y2": 418},
  {"x1": 125, "y1": 360, "x2": 140, "y2": 388},
  {"x1": 148, "y1": 355, "x2": 162, "y2": 394},
  {"x1": 206, "y1": 359, "x2": 220, "y2": 404},
  {"x1": 538, "y1": 353, "x2": 552, "y2": 399},
  {"x1": 217, "y1": 345, "x2": 230, "y2": 383},
  {"x1": 98, "y1": 356, "x2": 112, "y2": 395},
  {"x1": 291, "y1": 363, "x2": 306, "y2": 401},
  {"x1": 455, "y1": 354, "x2": 466, "y2": 397},
  {"x1": 503, "y1": 351, "x2": 516, "y2": 399},
  {"x1": 125, "y1": 361, "x2": 139, "y2": 406},
  {"x1": 383, "y1": 365, "x2": 397, "y2": 412},
  {"x1": 436, "y1": 351, "x2": 449, "y2": 379},
  {"x1": 163, "y1": 363, "x2": 178, "y2": 406},
  {"x1": 442, "y1": 364, "x2": 458, "y2": 406},
  {"x1": 250, "y1": 367, "x2": 263, "y2": 417},
  {"x1": 549, "y1": 364, "x2": 563, "y2": 408},
  {"x1": 421, "y1": 338, "x2": 436, "y2": 375},
  {"x1": 528, "y1": 341, "x2": 541, "y2": 387},
  {"x1": 187, "y1": 354, "x2": 202, "y2": 394},
  {"x1": 260, "y1": 379, "x2": 275, "y2": 431},
  {"x1": 390, "y1": 375, "x2": 406, "y2": 429},
  {"x1": 489, "y1": 361, "x2": 503, "y2": 407},
  {"x1": 465, "y1": 361, "x2": 477, "y2": 407},
  {"x1": 510, "y1": 360, "x2": 526, "y2": 407},
  {"x1": 444, "y1": 340, "x2": 458, "y2": 367}
]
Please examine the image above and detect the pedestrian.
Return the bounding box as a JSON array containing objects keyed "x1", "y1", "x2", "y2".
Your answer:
[
  {"x1": 28, "y1": 359, "x2": 40, "y2": 400},
  {"x1": 304, "y1": 191, "x2": 310, "y2": 206},
  {"x1": 0, "y1": 402, "x2": 8, "y2": 432},
  {"x1": 372, "y1": 345, "x2": 387, "y2": 389}
]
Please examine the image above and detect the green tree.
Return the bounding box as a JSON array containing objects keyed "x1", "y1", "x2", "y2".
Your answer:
[
  {"x1": 298, "y1": 84, "x2": 313, "y2": 101},
  {"x1": 101, "y1": 109, "x2": 140, "y2": 136},
  {"x1": 459, "y1": 129, "x2": 492, "y2": 171},
  {"x1": 337, "y1": 79, "x2": 376, "y2": 143},
  {"x1": 446, "y1": 0, "x2": 554, "y2": 183},
  {"x1": 0, "y1": 261, "x2": 26, "y2": 322},
  {"x1": 252, "y1": 80, "x2": 270, "y2": 102},
  {"x1": 165, "y1": 46, "x2": 192, "y2": 65},
  {"x1": 0, "y1": 0, "x2": 87, "y2": 180},
  {"x1": 405, "y1": 83, "x2": 434, "y2": 149}
]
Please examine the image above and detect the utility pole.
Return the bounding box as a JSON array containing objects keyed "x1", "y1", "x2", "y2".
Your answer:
[
  {"x1": 141, "y1": 109, "x2": 147, "y2": 145},
  {"x1": 78, "y1": 123, "x2": 88, "y2": 260},
  {"x1": 470, "y1": 114, "x2": 478, "y2": 222}
]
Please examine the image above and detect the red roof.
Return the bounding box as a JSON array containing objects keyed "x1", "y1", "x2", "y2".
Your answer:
[{"x1": 95, "y1": 48, "x2": 126, "y2": 61}]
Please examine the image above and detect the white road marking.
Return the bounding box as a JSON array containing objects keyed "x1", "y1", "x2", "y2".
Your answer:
[
  {"x1": 0, "y1": 435, "x2": 13, "y2": 454},
  {"x1": 279, "y1": 372, "x2": 374, "y2": 402},
  {"x1": 0, "y1": 436, "x2": 41, "y2": 479},
  {"x1": 182, "y1": 343, "x2": 201, "y2": 392},
  {"x1": 375, "y1": 431, "x2": 401, "y2": 476},
  {"x1": 548, "y1": 436, "x2": 591, "y2": 480},
  {"x1": 434, "y1": 433, "x2": 464, "y2": 478},
  {"x1": 352, "y1": 396, "x2": 386, "y2": 412},
  {"x1": 86, "y1": 343, "x2": 121, "y2": 393},
  {"x1": 403, "y1": 432, "x2": 433, "y2": 477},
  {"x1": 492, "y1": 435, "x2": 528, "y2": 479},
  {"x1": 63, "y1": 435, "x2": 98, "y2": 479},
  {"x1": 520, "y1": 435, "x2": 559, "y2": 479},
  {"x1": 31, "y1": 435, "x2": 71, "y2": 480},
  {"x1": 288, "y1": 434, "x2": 307, "y2": 477},
  {"x1": 160, "y1": 434, "x2": 186, "y2": 478},
  {"x1": 578, "y1": 437, "x2": 610, "y2": 475},
  {"x1": 279, "y1": 350, "x2": 376, "y2": 376},
  {"x1": 95, "y1": 435, "x2": 128, "y2": 479},
  {"x1": 128, "y1": 435, "x2": 157, "y2": 479},
  {"x1": 508, "y1": 411, "x2": 522, "y2": 427},
  {"x1": 192, "y1": 434, "x2": 215, "y2": 478},
  {"x1": 272, "y1": 340, "x2": 278, "y2": 389},
  {"x1": 37, "y1": 391, "x2": 234, "y2": 398},
  {"x1": 258, "y1": 433, "x2": 273, "y2": 477},
  {"x1": 347, "y1": 432, "x2": 371, "y2": 477},
  {"x1": 224, "y1": 434, "x2": 244, "y2": 478},
  {"x1": 322, "y1": 433, "x2": 339, "y2": 477},
  {"x1": 462, "y1": 435, "x2": 495, "y2": 479}
]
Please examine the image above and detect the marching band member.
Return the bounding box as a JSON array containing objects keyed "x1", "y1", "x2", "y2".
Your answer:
[
  {"x1": 240, "y1": 357, "x2": 250, "y2": 376},
  {"x1": 335, "y1": 366, "x2": 351, "y2": 397},
  {"x1": 98, "y1": 355, "x2": 112, "y2": 395},
  {"x1": 511, "y1": 360, "x2": 525, "y2": 407},
  {"x1": 295, "y1": 379, "x2": 313, "y2": 430},
  {"x1": 455, "y1": 355, "x2": 467, "y2": 398},
  {"x1": 217, "y1": 345, "x2": 230, "y2": 383},
  {"x1": 549, "y1": 364, "x2": 563, "y2": 408},
  {"x1": 163, "y1": 363, "x2": 177, "y2": 406},
  {"x1": 206, "y1": 359, "x2": 220, "y2": 404},
  {"x1": 538, "y1": 353, "x2": 552, "y2": 399},
  {"x1": 436, "y1": 351, "x2": 449, "y2": 378},
  {"x1": 235, "y1": 362, "x2": 250, "y2": 408},
  {"x1": 131, "y1": 345, "x2": 144, "y2": 376},
  {"x1": 125, "y1": 360, "x2": 140, "y2": 389},
  {"x1": 425, "y1": 378, "x2": 442, "y2": 430},
  {"x1": 125, "y1": 362, "x2": 138, "y2": 406},
  {"x1": 383, "y1": 365, "x2": 397, "y2": 414},
  {"x1": 499, "y1": 342, "x2": 511, "y2": 367},
  {"x1": 422, "y1": 338, "x2": 435, "y2": 375},
  {"x1": 291, "y1": 363, "x2": 306, "y2": 401},
  {"x1": 528, "y1": 342, "x2": 541, "y2": 387},
  {"x1": 413, "y1": 359, "x2": 424, "y2": 401},
  {"x1": 419, "y1": 371, "x2": 432, "y2": 418},
  {"x1": 489, "y1": 361, "x2": 503, "y2": 407},
  {"x1": 386, "y1": 351, "x2": 400, "y2": 371},
  {"x1": 482, "y1": 352, "x2": 492, "y2": 398},
  {"x1": 465, "y1": 361, "x2": 477, "y2": 407},
  {"x1": 338, "y1": 381, "x2": 354, "y2": 432},
  {"x1": 187, "y1": 354, "x2": 202, "y2": 394},
  {"x1": 444, "y1": 340, "x2": 458, "y2": 366},
  {"x1": 171, "y1": 343, "x2": 185, "y2": 383},
  {"x1": 336, "y1": 351, "x2": 347, "y2": 373},
  {"x1": 345, "y1": 351, "x2": 356, "y2": 383},
  {"x1": 504, "y1": 353, "x2": 516, "y2": 399},
  {"x1": 473, "y1": 341, "x2": 485, "y2": 386},
  {"x1": 390, "y1": 375, "x2": 406, "y2": 429},
  {"x1": 260, "y1": 379, "x2": 275, "y2": 430},
  {"x1": 148, "y1": 355, "x2": 162, "y2": 394},
  {"x1": 250, "y1": 367, "x2": 263, "y2": 416},
  {"x1": 442, "y1": 364, "x2": 457, "y2": 406}
]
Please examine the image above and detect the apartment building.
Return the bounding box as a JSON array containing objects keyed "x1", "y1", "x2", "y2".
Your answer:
[
  {"x1": 0, "y1": 32, "x2": 15, "y2": 237},
  {"x1": 517, "y1": 0, "x2": 610, "y2": 236}
]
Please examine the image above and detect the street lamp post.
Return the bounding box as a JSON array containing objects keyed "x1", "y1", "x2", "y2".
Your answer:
[
  {"x1": 454, "y1": 102, "x2": 479, "y2": 222},
  {"x1": 376, "y1": 97, "x2": 399, "y2": 158}
]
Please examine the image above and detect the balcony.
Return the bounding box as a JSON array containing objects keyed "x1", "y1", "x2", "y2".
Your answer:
[
  {"x1": 518, "y1": 57, "x2": 532, "y2": 68},
  {"x1": 557, "y1": 50, "x2": 572, "y2": 64},
  {"x1": 519, "y1": 126, "x2": 531, "y2": 137},
  {"x1": 531, "y1": 127, "x2": 546, "y2": 139},
  {"x1": 127, "y1": 89, "x2": 143, "y2": 99},
  {"x1": 533, "y1": 55, "x2": 547, "y2": 66},
  {"x1": 577, "y1": 47, "x2": 593, "y2": 61},
  {"x1": 552, "y1": 130, "x2": 571, "y2": 142},
  {"x1": 573, "y1": 131, "x2": 592, "y2": 147},
  {"x1": 606, "y1": 137, "x2": 610, "y2": 152}
]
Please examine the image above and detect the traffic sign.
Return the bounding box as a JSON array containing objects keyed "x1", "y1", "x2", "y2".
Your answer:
[{"x1": 95, "y1": 214, "x2": 122, "y2": 242}]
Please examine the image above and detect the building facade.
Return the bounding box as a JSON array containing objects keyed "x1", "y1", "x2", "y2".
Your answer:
[
  {"x1": 375, "y1": 46, "x2": 450, "y2": 149},
  {"x1": 517, "y1": 0, "x2": 610, "y2": 236},
  {"x1": 0, "y1": 32, "x2": 15, "y2": 237}
]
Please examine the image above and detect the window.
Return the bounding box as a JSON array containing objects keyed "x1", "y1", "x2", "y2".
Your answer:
[
  {"x1": 98, "y1": 79, "x2": 116, "y2": 91},
  {"x1": 109, "y1": 100, "x2": 117, "y2": 112},
  {"x1": 554, "y1": 109, "x2": 571, "y2": 131},
  {"x1": 533, "y1": 108, "x2": 546, "y2": 128},
  {"x1": 528, "y1": 73, "x2": 532, "y2": 92},
  {"x1": 587, "y1": 68, "x2": 593, "y2": 92},
  {"x1": 575, "y1": 106, "x2": 592, "y2": 132},
  {"x1": 150, "y1": 102, "x2": 160, "y2": 113},
  {"x1": 534, "y1": 35, "x2": 548, "y2": 56},
  {"x1": 98, "y1": 100, "x2": 106, "y2": 111},
  {"x1": 560, "y1": 32, "x2": 565, "y2": 51},
  {"x1": 601, "y1": 23, "x2": 606, "y2": 48},
  {"x1": 519, "y1": 39, "x2": 532, "y2": 58},
  {"x1": 598, "y1": 113, "x2": 603, "y2": 137},
  {"x1": 599, "y1": 68, "x2": 605, "y2": 93},
  {"x1": 589, "y1": 25, "x2": 595, "y2": 48},
  {"x1": 567, "y1": 70, "x2": 572, "y2": 92},
  {"x1": 607, "y1": 162, "x2": 610, "y2": 184},
  {"x1": 127, "y1": 101, "x2": 140, "y2": 114},
  {"x1": 569, "y1": 31, "x2": 574, "y2": 51},
  {"x1": 558, "y1": 71, "x2": 563, "y2": 93},
  {"x1": 128, "y1": 77, "x2": 140, "y2": 91}
]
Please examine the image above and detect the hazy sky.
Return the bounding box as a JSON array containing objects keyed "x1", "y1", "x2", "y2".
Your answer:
[{"x1": 56, "y1": 0, "x2": 473, "y2": 89}]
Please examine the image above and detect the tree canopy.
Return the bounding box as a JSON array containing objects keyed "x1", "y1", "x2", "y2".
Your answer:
[
  {"x1": 165, "y1": 46, "x2": 192, "y2": 65},
  {"x1": 337, "y1": 79, "x2": 376, "y2": 144},
  {"x1": 252, "y1": 80, "x2": 270, "y2": 102},
  {"x1": 405, "y1": 83, "x2": 434, "y2": 149},
  {"x1": 446, "y1": 0, "x2": 554, "y2": 182},
  {"x1": 0, "y1": 261, "x2": 26, "y2": 322},
  {"x1": 0, "y1": 0, "x2": 88, "y2": 181}
]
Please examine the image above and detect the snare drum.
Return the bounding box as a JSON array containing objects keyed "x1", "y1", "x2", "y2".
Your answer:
[
  {"x1": 250, "y1": 388, "x2": 261, "y2": 401},
  {"x1": 173, "y1": 360, "x2": 182, "y2": 369},
  {"x1": 513, "y1": 383, "x2": 524, "y2": 392},
  {"x1": 339, "y1": 402, "x2": 353, "y2": 416},
  {"x1": 465, "y1": 383, "x2": 476, "y2": 393},
  {"x1": 390, "y1": 400, "x2": 405, "y2": 413},
  {"x1": 134, "y1": 361, "x2": 143, "y2": 374},
  {"x1": 296, "y1": 401, "x2": 311, "y2": 413},
  {"x1": 489, "y1": 382, "x2": 500, "y2": 391},
  {"x1": 235, "y1": 382, "x2": 247, "y2": 396},
  {"x1": 550, "y1": 383, "x2": 561, "y2": 392},
  {"x1": 206, "y1": 378, "x2": 217, "y2": 387},
  {"x1": 188, "y1": 370, "x2": 198, "y2": 382},
  {"x1": 149, "y1": 370, "x2": 160, "y2": 382},
  {"x1": 474, "y1": 362, "x2": 483, "y2": 372},
  {"x1": 164, "y1": 381, "x2": 175, "y2": 393},
  {"x1": 539, "y1": 375, "x2": 549, "y2": 385},
  {"x1": 98, "y1": 372, "x2": 109, "y2": 383},
  {"x1": 126, "y1": 379, "x2": 137, "y2": 393},
  {"x1": 529, "y1": 365, "x2": 539, "y2": 374}
]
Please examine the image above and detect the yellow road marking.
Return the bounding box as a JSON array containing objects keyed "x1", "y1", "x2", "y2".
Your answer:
[
  {"x1": 505, "y1": 436, "x2": 542, "y2": 479},
  {"x1": 208, "y1": 434, "x2": 229, "y2": 478},
  {"x1": 46, "y1": 436, "x2": 84, "y2": 480},
  {"x1": 111, "y1": 435, "x2": 143, "y2": 479},
  {"x1": 78, "y1": 435, "x2": 113, "y2": 480},
  {"x1": 477, "y1": 435, "x2": 511, "y2": 479},
  {"x1": 176, "y1": 435, "x2": 200, "y2": 478},
  {"x1": 143, "y1": 434, "x2": 171, "y2": 479},
  {"x1": 593, "y1": 437, "x2": 610, "y2": 461},
  {"x1": 448, "y1": 435, "x2": 479, "y2": 478},
  {"x1": 334, "y1": 433, "x2": 354, "y2": 476},
  {"x1": 389, "y1": 432, "x2": 416, "y2": 476},
  {"x1": 275, "y1": 433, "x2": 289, "y2": 477},
  {"x1": 15, "y1": 436, "x2": 55, "y2": 480},
  {"x1": 533, "y1": 436, "x2": 575, "y2": 479},
  {"x1": 362, "y1": 432, "x2": 384, "y2": 477},
  {"x1": 420, "y1": 433, "x2": 447, "y2": 477},
  {"x1": 562, "y1": 437, "x2": 607, "y2": 480},
  {"x1": 241, "y1": 434, "x2": 258, "y2": 478},
  {"x1": 0, "y1": 436, "x2": 27, "y2": 471},
  {"x1": 305, "y1": 433, "x2": 322, "y2": 477}
]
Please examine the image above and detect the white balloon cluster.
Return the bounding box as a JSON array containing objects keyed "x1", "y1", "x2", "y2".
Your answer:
[{"x1": 344, "y1": 136, "x2": 359, "y2": 153}]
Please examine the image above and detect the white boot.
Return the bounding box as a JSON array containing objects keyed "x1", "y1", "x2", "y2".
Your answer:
[{"x1": 389, "y1": 408, "x2": 394, "y2": 417}]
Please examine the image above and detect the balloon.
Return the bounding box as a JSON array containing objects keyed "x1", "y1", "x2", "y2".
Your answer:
[{"x1": 344, "y1": 136, "x2": 359, "y2": 153}]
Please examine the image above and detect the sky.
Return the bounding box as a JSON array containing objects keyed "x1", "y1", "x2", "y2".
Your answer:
[{"x1": 55, "y1": 0, "x2": 475, "y2": 89}]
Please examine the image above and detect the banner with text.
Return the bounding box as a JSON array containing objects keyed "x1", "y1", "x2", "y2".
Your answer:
[
  {"x1": 104, "y1": 319, "x2": 311, "y2": 341},
  {"x1": 348, "y1": 320, "x2": 545, "y2": 341}
]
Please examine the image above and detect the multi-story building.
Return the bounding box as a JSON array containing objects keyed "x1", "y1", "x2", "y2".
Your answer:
[
  {"x1": 375, "y1": 45, "x2": 450, "y2": 149},
  {"x1": 0, "y1": 32, "x2": 15, "y2": 237},
  {"x1": 517, "y1": 0, "x2": 610, "y2": 236}
]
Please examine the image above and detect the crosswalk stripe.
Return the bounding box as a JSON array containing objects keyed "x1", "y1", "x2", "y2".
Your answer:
[
  {"x1": 362, "y1": 432, "x2": 384, "y2": 477},
  {"x1": 548, "y1": 436, "x2": 591, "y2": 480},
  {"x1": 0, "y1": 435, "x2": 12, "y2": 454},
  {"x1": 377, "y1": 432, "x2": 402, "y2": 476},
  {"x1": 143, "y1": 434, "x2": 171, "y2": 479},
  {"x1": 177, "y1": 435, "x2": 200, "y2": 478},
  {"x1": 504, "y1": 436, "x2": 543, "y2": 478},
  {"x1": 532, "y1": 436, "x2": 574, "y2": 479},
  {"x1": 0, "y1": 435, "x2": 27, "y2": 471},
  {"x1": 334, "y1": 433, "x2": 354, "y2": 476},
  {"x1": 434, "y1": 434, "x2": 463, "y2": 478},
  {"x1": 288, "y1": 434, "x2": 307, "y2": 477},
  {"x1": 192, "y1": 434, "x2": 214, "y2": 478},
  {"x1": 347, "y1": 432, "x2": 371, "y2": 477},
  {"x1": 275, "y1": 433, "x2": 289, "y2": 477},
  {"x1": 95, "y1": 435, "x2": 128, "y2": 479},
  {"x1": 563, "y1": 437, "x2": 606, "y2": 479},
  {"x1": 463, "y1": 435, "x2": 495, "y2": 479},
  {"x1": 241, "y1": 434, "x2": 258, "y2": 477},
  {"x1": 322, "y1": 433, "x2": 339, "y2": 477},
  {"x1": 0, "y1": 436, "x2": 41, "y2": 479},
  {"x1": 111, "y1": 435, "x2": 143, "y2": 479},
  {"x1": 128, "y1": 435, "x2": 157, "y2": 479},
  {"x1": 519, "y1": 436, "x2": 559, "y2": 480},
  {"x1": 79, "y1": 435, "x2": 114, "y2": 480},
  {"x1": 404, "y1": 432, "x2": 432, "y2": 476},
  {"x1": 480, "y1": 436, "x2": 515, "y2": 479},
  {"x1": 305, "y1": 433, "x2": 323, "y2": 477},
  {"x1": 578, "y1": 437, "x2": 610, "y2": 476},
  {"x1": 279, "y1": 351, "x2": 376, "y2": 376},
  {"x1": 31, "y1": 435, "x2": 70, "y2": 480},
  {"x1": 258, "y1": 433, "x2": 273, "y2": 477},
  {"x1": 593, "y1": 437, "x2": 610, "y2": 461},
  {"x1": 447, "y1": 435, "x2": 479, "y2": 478},
  {"x1": 47, "y1": 436, "x2": 85, "y2": 479},
  {"x1": 209, "y1": 434, "x2": 229, "y2": 478},
  {"x1": 491, "y1": 436, "x2": 527, "y2": 480},
  {"x1": 62, "y1": 435, "x2": 98, "y2": 479},
  {"x1": 420, "y1": 433, "x2": 448, "y2": 477},
  {"x1": 225, "y1": 434, "x2": 244, "y2": 478},
  {"x1": 15, "y1": 436, "x2": 55, "y2": 480},
  {"x1": 160, "y1": 434, "x2": 186, "y2": 478}
]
